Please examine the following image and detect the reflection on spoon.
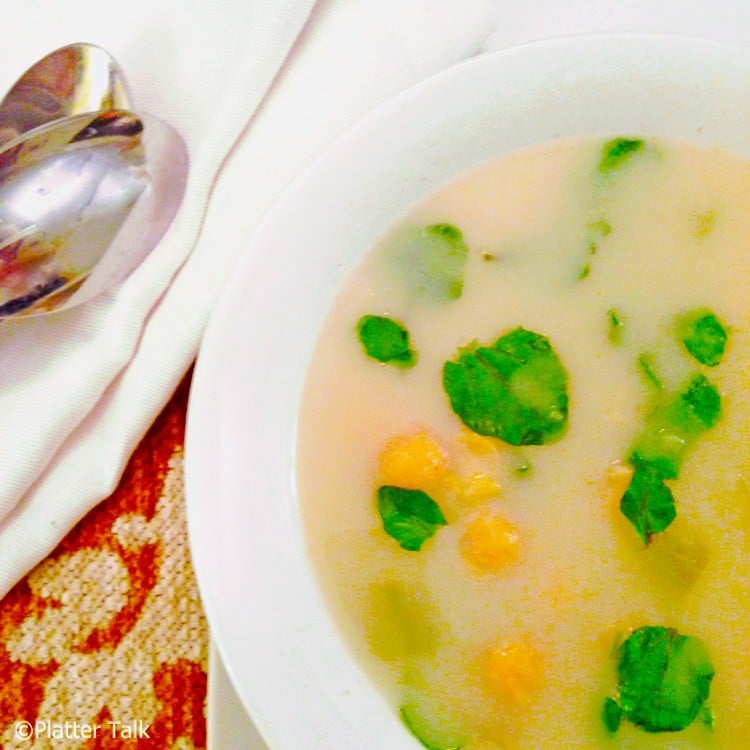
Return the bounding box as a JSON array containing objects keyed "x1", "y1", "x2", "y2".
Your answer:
[
  {"x1": 0, "y1": 43, "x2": 131, "y2": 147},
  {"x1": 0, "y1": 110, "x2": 188, "y2": 317}
]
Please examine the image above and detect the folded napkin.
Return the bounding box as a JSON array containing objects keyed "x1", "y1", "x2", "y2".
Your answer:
[
  {"x1": 485, "y1": 0, "x2": 750, "y2": 49},
  {"x1": 0, "y1": 0, "x2": 495, "y2": 597}
]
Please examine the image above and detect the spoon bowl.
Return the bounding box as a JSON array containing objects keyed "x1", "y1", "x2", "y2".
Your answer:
[
  {"x1": 0, "y1": 44, "x2": 188, "y2": 317},
  {"x1": 0, "y1": 109, "x2": 187, "y2": 316}
]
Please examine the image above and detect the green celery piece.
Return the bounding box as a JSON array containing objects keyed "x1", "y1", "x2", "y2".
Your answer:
[
  {"x1": 400, "y1": 694, "x2": 467, "y2": 750},
  {"x1": 677, "y1": 309, "x2": 728, "y2": 366},
  {"x1": 620, "y1": 460, "x2": 676, "y2": 544},
  {"x1": 693, "y1": 209, "x2": 717, "y2": 239},
  {"x1": 637, "y1": 354, "x2": 663, "y2": 391},
  {"x1": 610, "y1": 626, "x2": 714, "y2": 733},
  {"x1": 608, "y1": 309, "x2": 625, "y2": 345},
  {"x1": 443, "y1": 327, "x2": 569, "y2": 446},
  {"x1": 647, "y1": 525, "x2": 709, "y2": 587},
  {"x1": 377, "y1": 486, "x2": 447, "y2": 551},
  {"x1": 357, "y1": 314, "x2": 416, "y2": 367},
  {"x1": 365, "y1": 581, "x2": 442, "y2": 661},
  {"x1": 599, "y1": 137, "x2": 645, "y2": 174},
  {"x1": 515, "y1": 457, "x2": 533, "y2": 477},
  {"x1": 578, "y1": 218, "x2": 612, "y2": 280},
  {"x1": 391, "y1": 223, "x2": 469, "y2": 301}
]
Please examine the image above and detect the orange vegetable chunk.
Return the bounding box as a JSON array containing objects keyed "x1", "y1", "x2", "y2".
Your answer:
[
  {"x1": 484, "y1": 639, "x2": 544, "y2": 704},
  {"x1": 461, "y1": 512, "x2": 519, "y2": 571},
  {"x1": 378, "y1": 429, "x2": 450, "y2": 490}
]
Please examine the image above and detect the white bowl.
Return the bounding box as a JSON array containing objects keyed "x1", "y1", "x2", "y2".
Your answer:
[{"x1": 185, "y1": 33, "x2": 750, "y2": 750}]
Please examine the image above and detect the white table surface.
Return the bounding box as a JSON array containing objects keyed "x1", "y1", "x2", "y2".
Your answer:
[{"x1": 205, "y1": 2, "x2": 750, "y2": 747}]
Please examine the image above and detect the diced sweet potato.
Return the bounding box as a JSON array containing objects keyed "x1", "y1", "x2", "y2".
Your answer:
[
  {"x1": 378, "y1": 429, "x2": 450, "y2": 490},
  {"x1": 461, "y1": 513, "x2": 519, "y2": 572},
  {"x1": 484, "y1": 639, "x2": 544, "y2": 703}
]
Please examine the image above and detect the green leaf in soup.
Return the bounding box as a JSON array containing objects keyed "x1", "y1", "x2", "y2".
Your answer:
[
  {"x1": 602, "y1": 697, "x2": 624, "y2": 735},
  {"x1": 619, "y1": 459, "x2": 676, "y2": 544},
  {"x1": 677, "y1": 309, "x2": 728, "y2": 366},
  {"x1": 599, "y1": 137, "x2": 645, "y2": 174},
  {"x1": 674, "y1": 373, "x2": 722, "y2": 430},
  {"x1": 390, "y1": 223, "x2": 469, "y2": 302},
  {"x1": 611, "y1": 626, "x2": 714, "y2": 733},
  {"x1": 622, "y1": 374, "x2": 721, "y2": 543},
  {"x1": 357, "y1": 314, "x2": 416, "y2": 367},
  {"x1": 377, "y1": 486, "x2": 447, "y2": 551},
  {"x1": 629, "y1": 374, "x2": 721, "y2": 480},
  {"x1": 442, "y1": 327, "x2": 569, "y2": 446}
]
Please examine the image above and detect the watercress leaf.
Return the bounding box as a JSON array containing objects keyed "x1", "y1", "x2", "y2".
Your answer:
[
  {"x1": 390, "y1": 223, "x2": 469, "y2": 302},
  {"x1": 622, "y1": 374, "x2": 722, "y2": 542},
  {"x1": 676, "y1": 374, "x2": 721, "y2": 429},
  {"x1": 357, "y1": 315, "x2": 416, "y2": 367},
  {"x1": 620, "y1": 460, "x2": 676, "y2": 543},
  {"x1": 443, "y1": 327, "x2": 569, "y2": 446},
  {"x1": 629, "y1": 374, "x2": 721, "y2": 480},
  {"x1": 678, "y1": 309, "x2": 728, "y2": 366},
  {"x1": 377, "y1": 486, "x2": 447, "y2": 551},
  {"x1": 599, "y1": 137, "x2": 645, "y2": 174},
  {"x1": 615, "y1": 626, "x2": 714, "y2": 733}
]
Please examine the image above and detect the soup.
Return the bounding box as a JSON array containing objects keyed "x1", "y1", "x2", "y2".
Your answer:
[{"x1": 297, "y1": 136, "x2": 750, "y2": 748}]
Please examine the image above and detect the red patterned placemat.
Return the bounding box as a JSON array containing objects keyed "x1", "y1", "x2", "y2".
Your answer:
[{"x1": 0, "y1": 371, "x2": 208, "y2": 749}]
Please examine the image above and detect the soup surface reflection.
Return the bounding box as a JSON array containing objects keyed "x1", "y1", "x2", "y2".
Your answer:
[{"x1": 297, "y1": 137, "x2": 750, "y2": 749}]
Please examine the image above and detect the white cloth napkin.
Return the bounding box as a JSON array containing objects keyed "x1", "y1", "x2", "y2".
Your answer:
[
  {"x1": 0, "y1": 0, "x2": 496, "y2": 597},
  {"x1": 485, "y1": 0, "x2": 750, "y2": 50}
]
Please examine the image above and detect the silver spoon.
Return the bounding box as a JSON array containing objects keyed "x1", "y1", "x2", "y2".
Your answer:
[{"x1": 0, "y1": 45, "x2": 188, "y2": 317}]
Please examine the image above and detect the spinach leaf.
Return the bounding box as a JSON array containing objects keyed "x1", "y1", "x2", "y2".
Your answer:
[
  {"x1": 357, "y1": 315, "x2": 416, "y2": 367},
  {"x1": 599, "y1": 138, "x2": 645, "y2": 174},
  {"x1": 605, "y1": 626, "x2": 714, "y2": 734},
  {"x1": 619, "y1": 460, "x2": 676, "y2": 544},
  {"x1": 442, "y1": 327, "x2": 569, "y2": 446},
  {"x1": 677, "y1": 309, "x2": 728, "y2": 366},
  {"x1": 390, "y1": 223, "x2": 469, "y2": 302},
  {"x1": 377, "y1": 486, "x2": 447, "y2": 551}
]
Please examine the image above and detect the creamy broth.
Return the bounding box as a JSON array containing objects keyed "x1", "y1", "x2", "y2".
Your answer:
[{"x1": 297, "y1": 137, "x2": 750, "y2": 748}]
